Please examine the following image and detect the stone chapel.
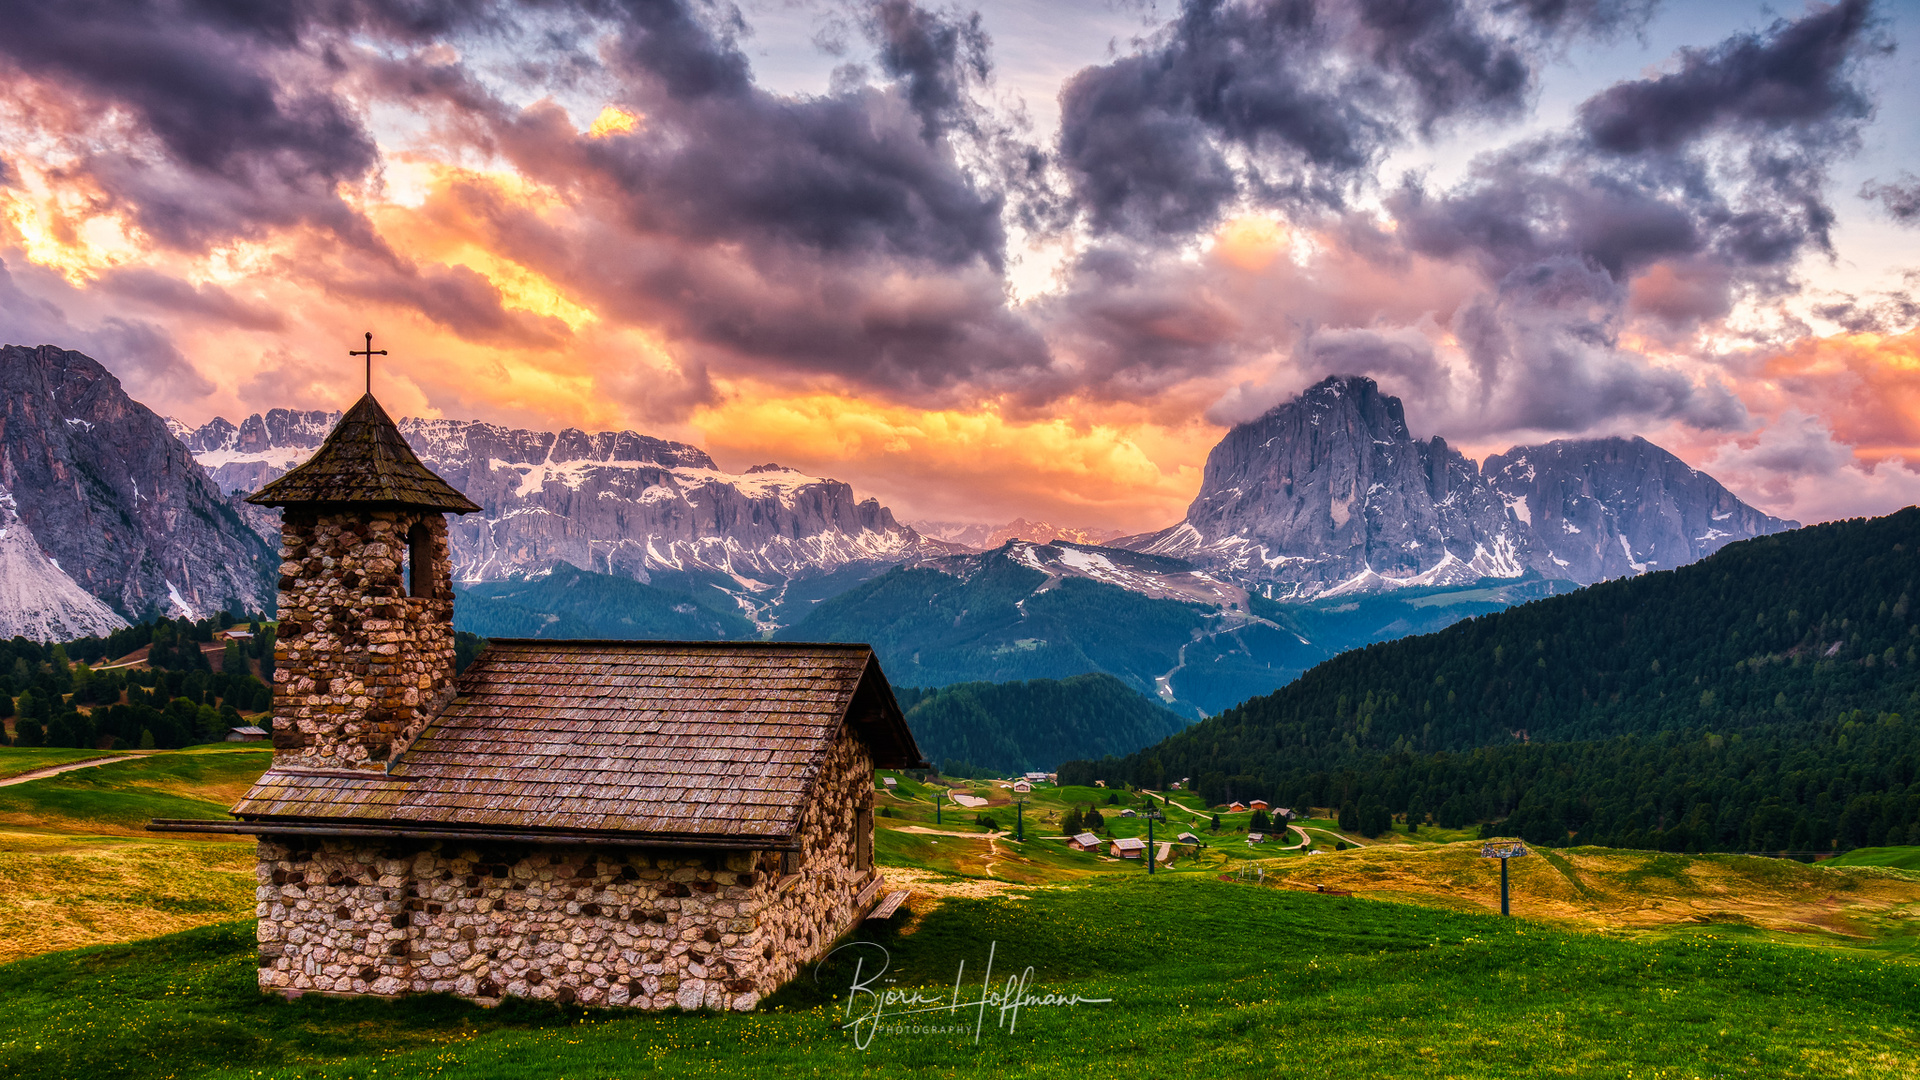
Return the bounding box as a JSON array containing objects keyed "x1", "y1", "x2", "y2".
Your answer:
[{"x1": 151, "y1": 392, "x2": 925, "y2": 1010}]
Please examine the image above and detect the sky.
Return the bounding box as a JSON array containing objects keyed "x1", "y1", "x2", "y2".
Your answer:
[{"x1": 2, "y1": 0, "x2": 1918, "y2": 532}]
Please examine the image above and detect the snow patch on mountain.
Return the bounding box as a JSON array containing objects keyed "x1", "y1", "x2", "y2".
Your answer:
[
  {"x1": 181, "y1": 409, "x2": 952, "y2": 627},
  {"x1": 0, "y1": 487, "x2": 128, "y2": 640}
]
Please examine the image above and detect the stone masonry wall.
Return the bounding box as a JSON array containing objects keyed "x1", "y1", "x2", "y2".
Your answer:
[
  {"x1": 271, "y1": 510, "x2": 456, "y2": 770},
  {"x1": 255, "y1": 726, "x2": 882, "y2": 1010},
  {"x1": 752, "y1": 726, "x2": 879, "y2": 991}
]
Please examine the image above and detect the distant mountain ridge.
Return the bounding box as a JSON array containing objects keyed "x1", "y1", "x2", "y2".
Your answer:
[
  {"x1": 0, "y1": 344, "x2": 276, "y2": 633},
  {"x1": 778, "y1": 536, "x2": 1571, "y2": 716},
  {"x1": 912, "y1": 518, "x2": 1128, "y2": 549},
  {"x1": 1119, "y1": 376, "x2": 1794, "y2": 599},
  {"x1": 179, "y1": 408, "x2": 956, "y2": 628}
]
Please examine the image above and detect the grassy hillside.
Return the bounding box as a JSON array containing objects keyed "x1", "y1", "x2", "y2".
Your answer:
[
  {"x1": 453, "y1": 562, "x2": 756, "y2": 640},
  {"x1": 5, "y1": 876, "x2": 1920, "y2": 1079},
  {"x1": 896, "y1": 674, "x2": 1191, "y2": 774},
  {"x1": 1072, "y1": 508, "x2": 1920, "y2": 852},
  {"x1": 0, "y1": 747, "x2": 269, "y2": 835},
  {"x1": 0, "y1": 832, "x2": 254, "y2": 965}
]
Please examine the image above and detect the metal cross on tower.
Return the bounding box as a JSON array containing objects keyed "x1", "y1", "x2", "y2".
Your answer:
[{"x1": 349, "y1": 332, "x2": 387, "y2": 394}]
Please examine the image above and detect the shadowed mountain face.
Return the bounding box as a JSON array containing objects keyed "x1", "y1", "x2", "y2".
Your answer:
[
  {"x1": 1121, "y1": 376, "x2": 1795, "y2": 599},
  {"x1": 0, "y1": 344, "x2": 276, "y2": 629},
  {"x1": 1481, "y1": 437, "x2": 1792, "y2": 583}
]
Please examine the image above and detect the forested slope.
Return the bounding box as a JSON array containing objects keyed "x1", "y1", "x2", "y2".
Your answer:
[
  {"x1": 896, "y1": 674, "x2": 1191, "y2": 775},
  {"x1": 1065, "y1": 508, "x2": 1920, "y2": 853}
]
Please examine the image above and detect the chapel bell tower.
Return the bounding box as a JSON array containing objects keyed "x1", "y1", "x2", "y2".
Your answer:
[{"x1": 248, "y1": 391, "x2": 481, "y2": 771}]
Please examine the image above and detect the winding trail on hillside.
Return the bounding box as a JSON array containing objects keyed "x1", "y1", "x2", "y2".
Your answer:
[
  {"x1": 896, "y1": 824, "x2": 1008, "y2": 877},
  {"x1": 0, "y1": 753, "x2": 155, "y2": 787}
]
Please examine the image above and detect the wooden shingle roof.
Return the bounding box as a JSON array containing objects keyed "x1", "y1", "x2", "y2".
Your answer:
[
  {"x1": 227, "y1": 640, "x2": 926, "y2": 848},
  {"x1": 247, "y1": 393, "x2": 481, "y2": 512}
]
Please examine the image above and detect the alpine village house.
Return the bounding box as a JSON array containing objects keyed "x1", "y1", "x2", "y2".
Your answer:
[{"x1": 150, "y1": 392, "x2": 926, "y2": 1011}]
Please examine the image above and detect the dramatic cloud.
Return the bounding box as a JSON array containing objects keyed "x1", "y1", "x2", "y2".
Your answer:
[
  {"x1": 1399, "y1": 0, "x2": 1882, "y2": 283},
  {"x1": 0, "y1": 0, "x2": 399, "y2": 249},
  {"x1": 1055, "y1": 0, "x2": 1651, "y2": 237},
  {"x1": 0, "y1": 0, "x2": 1911, "y2": 531},
  {"x1": 1577, "y1": 0, "x2": 1876, "y2": 154}
]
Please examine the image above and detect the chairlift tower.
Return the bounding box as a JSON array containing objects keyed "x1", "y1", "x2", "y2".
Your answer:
[{"x1": 1480, "y1": 840, "x2": 1529, "y2": 915}]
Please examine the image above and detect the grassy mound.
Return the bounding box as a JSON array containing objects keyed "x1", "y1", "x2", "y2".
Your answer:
[{"x1": 4, "y1": 876, "x2": 1918, "y2": 1079}]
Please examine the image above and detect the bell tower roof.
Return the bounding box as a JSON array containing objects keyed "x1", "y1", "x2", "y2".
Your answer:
[{"x1": 247, "y1": 394, "x2": 480, "y2": 513}]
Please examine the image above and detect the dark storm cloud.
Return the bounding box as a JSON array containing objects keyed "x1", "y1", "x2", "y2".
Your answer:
[
  {"x1": 0, "y1": 0, "x2": 383, "y2": 248},
  {"x1": 1577, "y1": 0, "x2": 1876, "y2": 155},
  {"x1": 334, "y1": 0, "x2": 1053, "y2": 400},
  {"x1": 1396, "y1": 0, "x2": 1882, "y2": 285},
  {"x1": 1388, "y1": 141, "x2": 1708, "y2": 283},
  {"x1": 1860, "y1": 172, "x2": 1920, "y2": 224},
  {"x1": 536, "y1": 1, "x2": 1054, "y2": 395},
  {"x1": 595, "y1": 0, "x2": 1020, "y2": 273},
  {"x1": 1054, "y1": 0, "x2": 1651, "y2": 238},
  {"x1": 869, "y1": 0, "x2": 992, "y2": 138}
]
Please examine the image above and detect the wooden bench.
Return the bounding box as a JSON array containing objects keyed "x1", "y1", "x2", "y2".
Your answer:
[{"x1": 866, "y1": 889, "x2": 911, "y2": 921}]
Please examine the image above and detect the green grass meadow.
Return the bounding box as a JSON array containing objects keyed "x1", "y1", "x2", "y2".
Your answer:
[
  {"x1": 1827, "y1": 846, "x2": 1920, "y2": 873},
  {"x1": 0, "y1": 747, "x2": 130, "y2": 781},
  {"x1": 5, "y1": 875, "x2": 1918, "y2": 1079},
  {"x1": 0, "y1": 746, "x2": 270, "y2": 833}
]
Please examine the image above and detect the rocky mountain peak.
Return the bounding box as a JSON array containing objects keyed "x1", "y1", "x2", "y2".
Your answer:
[
  {"x1": 1482, "y1": 435, "x2": 1795, "y2": 581},
  {"x1": 1122, "y1": 376, "x2": 1791, "y2": 598},
  {"x1": 0, "y1": 343, "x2": 277, "y2": 628},
  {"x1": 178, "y1": 409, "x2": 939, "y2": 628},
  {"x1": 1141, "y1": 374, "x2": 1520, "y2": 598}
]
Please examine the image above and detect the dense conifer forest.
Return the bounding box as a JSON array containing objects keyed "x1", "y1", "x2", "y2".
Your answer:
[
  {"x1": 1, "y1": 612, "x2": 277, "y2": 750},
  {"x1": 1062, "y1": 508, "x2": 1920, "y2": 853}
]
